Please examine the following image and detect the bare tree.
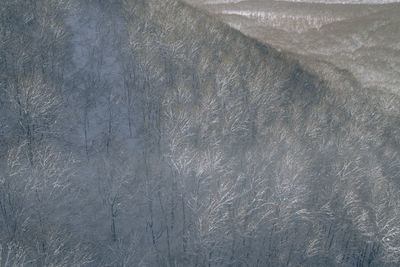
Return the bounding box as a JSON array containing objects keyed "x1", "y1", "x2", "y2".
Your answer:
[
  {"x1": 6, "y1": 75, "x2": 61, "y2": 164},
  {"x1": 96, "y1": 152, "x2": 133, "y2": 243}
]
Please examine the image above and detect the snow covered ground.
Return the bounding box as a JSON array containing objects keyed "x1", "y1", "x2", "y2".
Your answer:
[
  {"x1": 201, "y1": 0, "x2": 400, "y2": 4},
  {"x1": 188, "y1": 0, "x2": 400, "y2": 94},
  {"x1": 276, "y1": 0, "x2": 400, "y2": 3}
]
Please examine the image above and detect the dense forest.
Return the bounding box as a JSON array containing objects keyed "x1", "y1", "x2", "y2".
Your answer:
[{"x1": 1, "y1": 0, "x2": 400, "y2": 266}]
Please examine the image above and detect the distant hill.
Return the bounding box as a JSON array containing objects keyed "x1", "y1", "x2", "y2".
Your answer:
[{"x1": 190, "y1": 0, "x2": 400, "y2": 95}]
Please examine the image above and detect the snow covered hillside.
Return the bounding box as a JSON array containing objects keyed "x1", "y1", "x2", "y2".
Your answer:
[
  {"x1": 189, "y1": 0, "x2": 400, "y2": 94},
  {"x1": 1, "y1": 0, "x2": 400, "y2": 266}
]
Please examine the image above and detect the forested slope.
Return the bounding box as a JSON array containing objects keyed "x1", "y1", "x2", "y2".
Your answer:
[{"x1": 0, "y1": 0, "x2": 399, "y2": 266}]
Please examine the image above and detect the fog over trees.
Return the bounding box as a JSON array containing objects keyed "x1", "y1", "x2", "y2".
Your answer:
[{"x1": 0, "y1": 0, "x2": 399, "y2": 266}]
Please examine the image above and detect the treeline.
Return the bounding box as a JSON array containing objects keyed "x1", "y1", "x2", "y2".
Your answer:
[
  {"x1": 0, "y1": 0, "x2": 399, "y2": 266},
  {"x1": 0, "y1": 0, "x2": 93, "y2": 266}
]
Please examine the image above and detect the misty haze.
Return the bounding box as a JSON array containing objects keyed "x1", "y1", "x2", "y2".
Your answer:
[{"x1": 0, "y1": 0, "x2": 399, "y2": 266}]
